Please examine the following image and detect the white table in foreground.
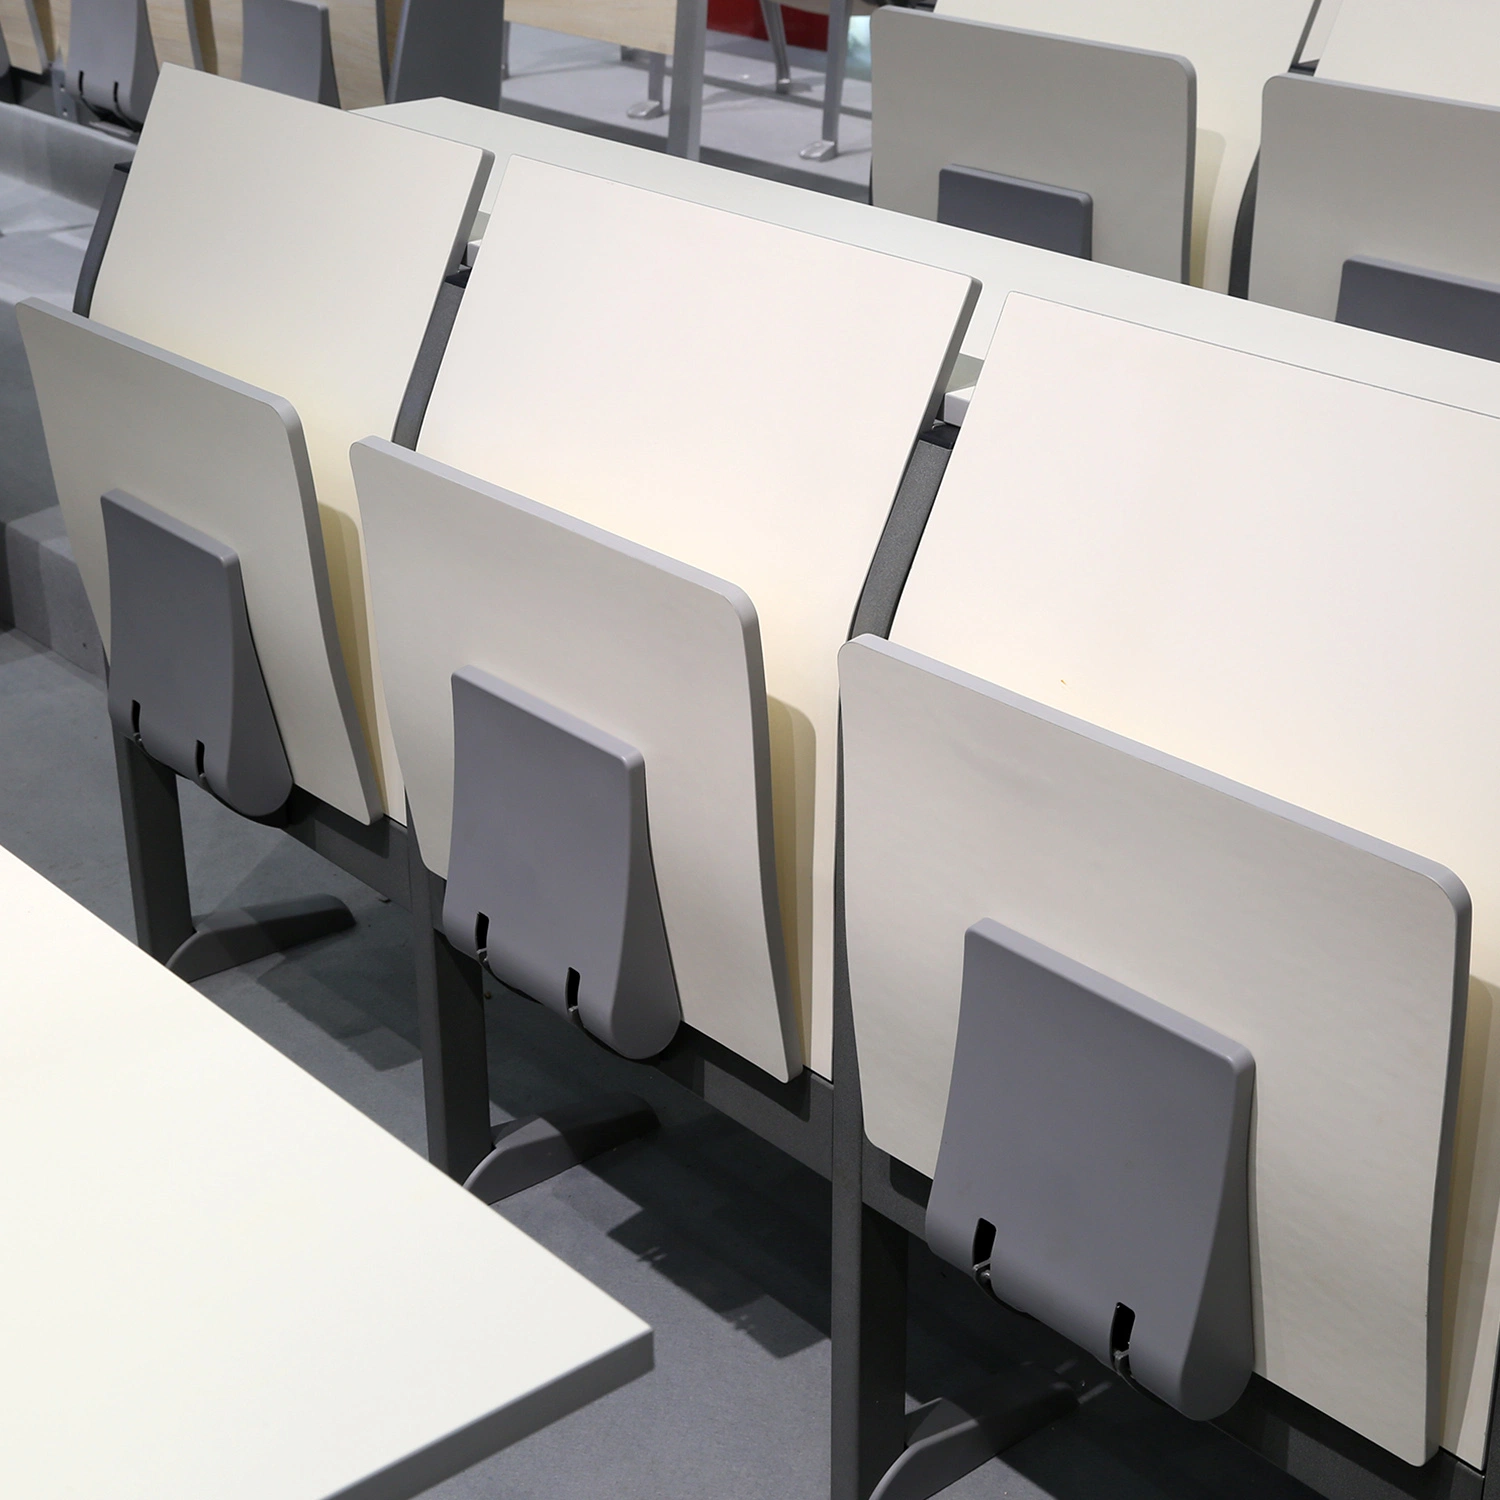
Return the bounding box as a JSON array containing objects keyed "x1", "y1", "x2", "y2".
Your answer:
[{"x1": 0, "y1": 843, "x2": 651, "y2": 1500}]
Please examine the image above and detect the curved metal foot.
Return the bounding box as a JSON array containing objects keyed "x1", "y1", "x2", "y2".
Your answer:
[
  {"x1": 464, "y1": 1093, "x2": 657, "y2": 1203},
  {"x1": 166, "y1": 894, "x2": 355, "y2": 981},
  {"x1": 800, "y1": 138, "x2": 838, "y2": 162},
  {"x1": 626, "y1": 100, "x2": 665, "y2": 120},
  {"x1": 869, "y1": 1366, "x2": 1076, "y2": 1500}
]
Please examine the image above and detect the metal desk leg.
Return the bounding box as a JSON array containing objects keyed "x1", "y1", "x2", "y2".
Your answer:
[
  {"x1": 114, "y1": 728, "x2": 355, "y2": 979},
  {"x1": 627, "y1": 51, "x2": 667, "y2": 119},
  {"x1": 802, "y1": 0, "x2": 848, "y2": 162},
  {"x1": 115, "y1": 728, "x2": 196, "y2": 963},
  {"x1": 408, "y1": 824, "x2": 495, "y2": 1183},
  {"x1": 667, "y1": 0, "x2": 707, "y2": 159},
  {"x1": 832, "y1": 813, "x2": 908, "y2": 1499},
  {"x1": 406, "y1": 822, "x2": 655, "y2": 1195},
  {"x1": 759, "y1": 0, "x2": 792, "y2": 92}
]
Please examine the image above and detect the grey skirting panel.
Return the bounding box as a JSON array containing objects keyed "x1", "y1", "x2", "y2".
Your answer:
[{"x1": 0, "y1": 505, "x2": 105, "y2": 674}]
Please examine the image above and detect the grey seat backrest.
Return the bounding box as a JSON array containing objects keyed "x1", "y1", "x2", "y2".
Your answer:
[
  {"x1": 389, "y1": 0, "x2": 504, "y2": 109},
  {"x1": 1251, "y1": 71, "x2": 1500, "y2": 357},
  {"x1": 65, "y1": 0, "x2": 158, "y2": 125},
  {"x1": 240, "y1": 0, "x2": 339, "y2": 106},
  {"x1": 926, "y1": 918, "x2": 1255, "y2": 1422}
]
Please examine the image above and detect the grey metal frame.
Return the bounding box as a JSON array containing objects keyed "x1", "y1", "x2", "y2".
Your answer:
[
  {"x1": 666, "y1": 0, "x2": 707, "y2": 159},
  {"x1": 63, "y1": 0, "x2": 156, "y2": 127},
  {"x1": 754, "y1": 0, "x2": 853, "y2": 161}
]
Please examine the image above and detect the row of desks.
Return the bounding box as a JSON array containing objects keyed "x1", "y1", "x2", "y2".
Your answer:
[{"x1": 18, "y1": 62, "x2": 1500, "y2": 1499}]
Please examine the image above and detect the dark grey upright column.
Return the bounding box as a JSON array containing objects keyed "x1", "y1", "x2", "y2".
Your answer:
[
  {"x1": 407, "y1": 811, "x2": 496, "y2": 1182},
  {"x1": 831, "y1": 774, "x2": 909, "y2": 1500},
  {"x1": 113, "y1": 730, "x2": 196, "y2": 963}
]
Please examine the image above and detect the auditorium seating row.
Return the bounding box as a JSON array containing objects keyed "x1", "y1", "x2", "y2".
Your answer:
[
  {"x1": 20, "y1": 59, "x2": 1500, "y2": 1500},
  {"x1": 875, "y1": 0, "x2": 1500, "y2": 364},
  {"x1": 10, "y1": 0, "x2": 1500, "y2": 366}
]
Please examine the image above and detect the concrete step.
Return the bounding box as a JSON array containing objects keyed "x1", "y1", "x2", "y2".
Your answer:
[{"x1": 1, "y1": 505, "x2": 103, "y2": 675}]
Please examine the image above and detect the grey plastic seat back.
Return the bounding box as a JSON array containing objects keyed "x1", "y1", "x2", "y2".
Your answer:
[
  {"x1": 65, "y1": 0, "x2": 158, "y2": 125},
  {"x1": 241, "y1": 0, "x2": 339, "y2": 106},
  {"x1": 936, "y1": 164, "x2": 1093, "y2": 258},
  {"x1": 441, "y1": 666, "x2": 682, "y2": 1061},
  {"x1": 103, "y1": 489, "x2": 294, "y2": 819},
  {"x1": 926, "y1": 919, "x2": 1254, "y2": 1421},
  {"x1": 1251, "y1": 72, "x2": 1500, "y2": 348},
  {"x1": 871, "y1": 6, "x2": 1194, "y2": 282},
  {"x1": 1336, "y1": 256, "x2": 1500, "y2": 363},
  {"x1": 389, "y1": 0, "x2": 504, "y2": 108}
]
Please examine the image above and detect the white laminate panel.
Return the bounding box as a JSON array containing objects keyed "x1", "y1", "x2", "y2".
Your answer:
[
  {"x1": 361, "y1": 94, "x2": 1500, "y2": 391},
  {"x1": 870, "y1": 8, "x2": 1193, "y2": 282},
  {"x1": 17, "y1": 302, "x2": 379, "y2": 822},
  {"x1": 882, "y1": 292, "x2": 1500, "y2": 1464},
  {"x1": 933, "y1": 0, "x2": 1315, "y2": 290},
  {"x1": 412, "y1": 156, "x2": 976, "y2": 1079},
  {"x1": 842, "y1": 635, "x2": 1466, "y2": 1464},
  {"x1": 0, "y1": 844, "x2": 650, "y2": 1500},
  {"x1": 86, "y1": 65, "x2": 489, "y2": 816},
  {"x1": 1317, "y1": 0, "x2": 1500, "y2": 107},
  {"x1": 356, "y1": 441, "x2": 800, "y2": 1080},
  {"x1": 506, "y1": 0, "x2": 677, "y2": 56},
  {"x1": 1252, "y1": 73, "x2": 1500, "y2": 320}
]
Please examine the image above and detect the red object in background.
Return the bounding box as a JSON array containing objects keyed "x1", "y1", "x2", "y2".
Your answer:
[{"x1": 709, "y1": 0, "x2": 829, "y2": 51}]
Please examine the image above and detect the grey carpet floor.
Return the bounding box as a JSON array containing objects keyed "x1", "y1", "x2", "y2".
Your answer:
[{"x1": 0, "y1": 628, "x2": 1315, "y2": 1499}]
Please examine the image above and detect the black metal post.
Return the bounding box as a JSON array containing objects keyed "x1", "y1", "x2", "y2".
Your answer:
[
  {"x1": 406, "y1": 812, "x2": 495, "y2": 1182},
  {"x1": 831, "y1": 765, "x2": 910, "y2": 1500},
  {"x1": 113, "y1": 729, "x2": 195, "y2": 962}
]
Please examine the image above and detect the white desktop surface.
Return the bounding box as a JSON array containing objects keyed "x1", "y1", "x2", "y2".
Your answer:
[
  {"x1": 842, "y1": 635, "x2": 1465, "y2": 1466},
  {"x1": 883, "y1": 292, "x2": 1500, "y2": 1465},
  {"x1": 358, "y1": 96, "x2": 1126, "y2": 367},
  {"x1": 0, "y1": 845, "x2": 651, "y2": 1500},
  {"x1": 87, "y1": 67, "x2": 488, "y2": 818},
  {"x1": 1317, "y1": 0, "x2": 1500, "y2": 108},
  {"x1": 409, "y1": 155, "x2": 975, "y2": 1080},
  {"x1": 933, "y1": 0, "x2": 1314, "y2": 290},
  {"x1": 354, "y1": 94, "x2": 1500, "y2": 415},
  {"x1": 356, "y1": 439, "x2": 802, "y2": 1082}
]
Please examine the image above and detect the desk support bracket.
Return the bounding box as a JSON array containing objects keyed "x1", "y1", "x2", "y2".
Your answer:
[
  {"x1": 410, "y1": 850, "x2": 660, "y2": 1200},
  {"x1": 442, "y1": 666, "x2": 681, "y2": 1061},
  {"x1": 114, "y1": 731, "x2": 354, "y2": 979},
  {"x1": 869, "y1": 1369, "x2": 1076, "y2": 1500},
  {"x1": 106, "y1": 490, "x2": 353, "y2": 978}
]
